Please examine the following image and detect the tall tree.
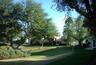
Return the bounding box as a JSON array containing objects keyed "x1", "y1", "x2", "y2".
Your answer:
[
  {"x1": 31, "y1": 18, "x2": 58, "y2": 46},
  {"x1": 63, "y1": 17, "x2": 75, "y2": 45},
  {"x1": 63, "y1": 16, "x2": 89, "y2": 46},
  {"x1": 0, "y1": 0, "x2": 24, "y2": 43},
  {"x1": 0, "y1": 0, "x2": 41, "y2": 46}
]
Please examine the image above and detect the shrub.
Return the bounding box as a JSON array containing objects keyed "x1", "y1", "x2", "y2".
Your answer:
[{"x1": 0, "y1": 46, "x2": 30, "y2": 59}]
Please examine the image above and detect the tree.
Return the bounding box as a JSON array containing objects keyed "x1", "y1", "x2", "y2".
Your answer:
[
  {"x1": 0, "y1": 0, "x2": 24, "y2": 44},
  {"x1": 22, "y1": 0, "x2": 58, "y2": 46},
  {"x1": 22, "y1": 0, "x2": 59, "y2": 46},
  {"x1": 63, "y1": 16, "x2": 89, "y2": 46},
  {"x1": 31, "y1": 18, "x2": 58, "y2": 46},
  {"x1": 73, "y1": 16, "x2": 89, "y2": 46},
  {"x1": 0, "y1": 0, "x2": 41, "y2": 47},
  {"x1": 54, "y1": 0, "x2": 96, "y2": 34},
  {"x1": 0, "y1": 0, "x2": 58, "y2": 48},
  {"x1": 28, "y1": 3, "x2": 48, "y2": 45},
  {"x1": 42, "y1": 19, "x2": 59, "y2": 45},
  {"x1": 63, "y1": 17, "x2": 75, "y2": 45},
  {"x1": 43, "y1": 19, "x2": 58, "y2": 39}
]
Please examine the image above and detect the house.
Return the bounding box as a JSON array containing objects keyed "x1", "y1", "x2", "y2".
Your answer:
[
  {"x1": 86, "y1": 37, "x2": 96, "y2": 50},
  {"x1": 53, "y1": 36, "x2": 66, "y2": 45}
]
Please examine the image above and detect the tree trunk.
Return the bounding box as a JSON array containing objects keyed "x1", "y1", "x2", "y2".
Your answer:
[
  {"x1": 78, "y1": 40, "x2": 82, "y2": 46},
  {"x1": 92, "y1": 31, "x2": 96, "y2": 48},
  {"x1": 41, "y1": 43, "x2": 44, "y2": 47}
]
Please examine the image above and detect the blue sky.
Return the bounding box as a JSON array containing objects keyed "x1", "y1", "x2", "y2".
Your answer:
[
  {"x1": 14, "y1": 0, "x2": 79, "y2": 36},
  {"x1": 34, "y1": 0, "x2": 79, "y2": 36},
  {"x1": 34, "y1": 0, "x2": 66, "y2": 36}
]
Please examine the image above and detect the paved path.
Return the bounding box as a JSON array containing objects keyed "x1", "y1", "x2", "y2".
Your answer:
[{"x1": 0, "y1": 52, "x2": 73, "y2": 65}]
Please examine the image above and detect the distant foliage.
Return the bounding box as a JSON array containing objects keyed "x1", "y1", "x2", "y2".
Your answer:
[{"x1": 63, "y1": 16, "x2": 89, "y2": 46}]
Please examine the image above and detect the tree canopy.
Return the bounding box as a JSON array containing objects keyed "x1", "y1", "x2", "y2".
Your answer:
[
  {"x1": 63, "y1": 16, "x2": 89, "y2": 46},
  {"x1": 54, "y1": 0, "x2": 96, "y2": 32},
  {"x1": 0, "y1": 0, "x2": 58, "y2": 47},
  {"x1": 0, "y1": 0, "x2": 24, "y2": 42}
]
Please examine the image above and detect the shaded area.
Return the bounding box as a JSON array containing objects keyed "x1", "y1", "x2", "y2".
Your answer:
[{"x1": 47, "y1": 48, "x2": 96, "y2": 65}]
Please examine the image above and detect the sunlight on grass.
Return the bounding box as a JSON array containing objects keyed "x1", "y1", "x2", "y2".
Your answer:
[
  {"x1": 0, "y1": 56, "x2": 48, "y2": 62},
  {"x1": 31, "y1": 47, "x2": 72, "y2": 57},
  {"x1": 20, "y1": 46, "x2": 58, "y2": 52}
]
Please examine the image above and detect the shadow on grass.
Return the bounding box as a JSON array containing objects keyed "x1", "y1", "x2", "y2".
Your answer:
[
  {"x1": 47, "y1": 48, "x2": 96, "y2": 65},
  {"x1": 0, "y1": 47, "x2": 72, "y2": 65}
]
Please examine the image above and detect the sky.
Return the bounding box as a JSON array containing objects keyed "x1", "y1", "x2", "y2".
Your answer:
[
  {"x1": 14, "y1": 0, "x2": 79, "y2": 36},
  {"x1": 34, "y1": 0, "x2": 66, "y2": 36},
  {"x1": 34, "y1": 0, "x2": 79, "y2": 36}
]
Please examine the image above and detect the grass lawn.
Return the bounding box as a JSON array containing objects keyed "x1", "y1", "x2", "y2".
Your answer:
[
  {"x1": 21, "y1": 46, "x2": 62, "y2": 53},
  {"x1": 1, "y1": 46, "x2": 96, "y2": 65},
  {"x1": 47, "y1": 48, "x2": 96, "y2": 65},
  {"x1": 0, "y1": 46, "x2": 72, "y2": 65},
  {"x1": 0, "y1": 46, "x2": 72, "y2": 60},
  {"x1": 30, "y1": 47, "x2": 72, "y2": 57}
]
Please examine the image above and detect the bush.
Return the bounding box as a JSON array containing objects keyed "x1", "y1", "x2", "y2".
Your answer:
[{"x1": 0, "y1": 46, "x2": 30, "y2": 59}]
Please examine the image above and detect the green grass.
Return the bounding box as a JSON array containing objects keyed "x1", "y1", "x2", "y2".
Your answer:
[
  {"x1": 0, "y1": 46, "x2": 70, "y2": 59},
  {"x1": 21, "y1": 46, "x2": 59, "y2": 53},
  {"x1": 0, "y1": 46, "x2": 72, "y2": 65},
  {"x1": 47, "y1": 48, "x2": 96, "y2": 65},
  {"x1": 1, "y1": 46, "x2": 96, "y2": 65},
  {"x1": 31, "y1": 47, "x2": 72, "y2": 57}
]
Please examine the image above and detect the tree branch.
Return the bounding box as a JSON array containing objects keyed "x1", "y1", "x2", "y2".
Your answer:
[{"x1": 74, "y1": 6, "x2": 88, "y2": 18}]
